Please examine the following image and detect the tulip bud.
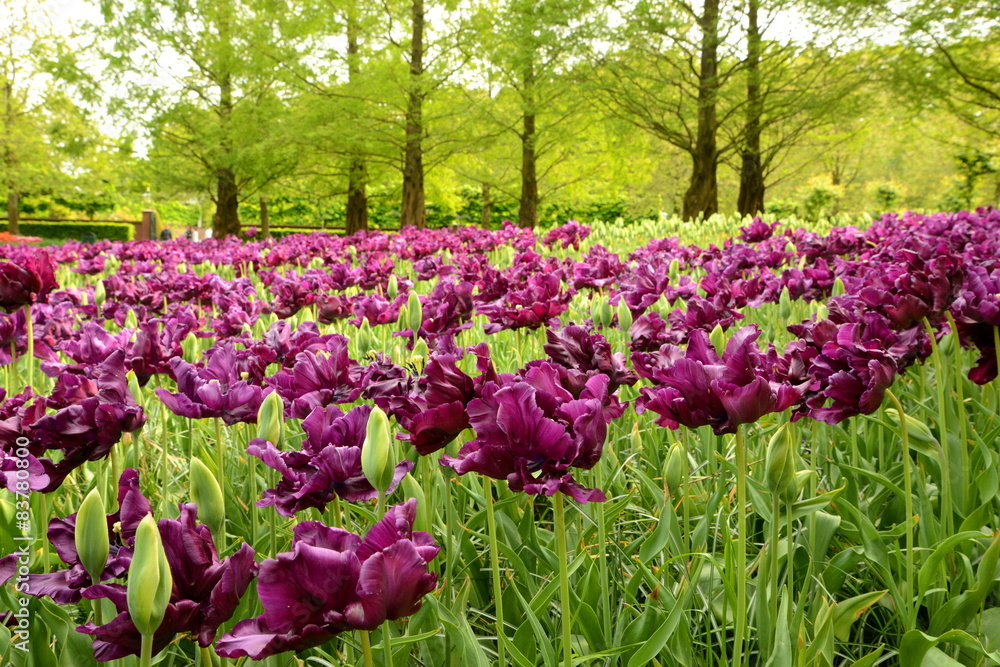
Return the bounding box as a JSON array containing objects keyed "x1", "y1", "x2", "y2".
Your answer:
[
  {"x1": 591, "y1": 299, "x2": 612, "y2": 328},
  {"x1": 94, "y1": 281, "x2": 107, "y2": 309},
  {"x1": 124, "y1": 310, "x2": 138, "y2": 331},
  {"x1": 357, "y1": 319, "x2": 374, "y2": 356},
  {"x1": 668, "y1": 258, "x2": 680, "y2": 284},
  {"x1": 630, "y1": 421, "x2": 643, "y2": 458},
  {"x1": 617, "y1": 301, "x2": 633, "y2": 332},
  {"x1": 778, "y1": 286, "x2": 792, "y2": 320},
  {"x1": 362, "y1": 407, "x2": 395, "y2": 494},
  {"x1": 709, "y1": 324, "x2": 727, "y2": 357},
  {"x1": 939, "y1": 331, "x2": 956, "y2": 355},
  {"x1": 784, "y1": 241, "x2": 796, "y2": 255},
  {"x1": 765, "y1": 424, "x2": 797, "y2": 501},
  {"x1": 387, "y1": 274, "x2": 399, "y2": 299},
  {"x1": 127, "y1": 514, "x2": 172, "y2": 638},
  {"x1": 126, "y1": 370, "x2": 144, "y2": 408},
  {"x1": 256, "y1": 390, "x2": 285, "y2": 448},
  {"x1": 407, "y1": 292, "x2": 423, "y2": 333},
  {"x1": 400, "y1": 475, "x2": 431, "y2": 535},
  {"x1": 308, "y1": 257, "x2": 324, "y2": 270},
  {"x1": 884, "y1": 408, "x2": 938, "y2": 446},
  {"x1": 832, "y1": 277, "x2": 846, "y2": 297},
  {"x1": 182, "y1": 332, "x2": 200, "y2": 364},
  {"x1": 75, "y1": 489, "x2": 110, "y2": 585},
  {"x1": 663, "y1": 442, "x2": 687, "y2": 497},
  {"x1": 190, "y1": 457, "x2": 226, "y2": 542}
]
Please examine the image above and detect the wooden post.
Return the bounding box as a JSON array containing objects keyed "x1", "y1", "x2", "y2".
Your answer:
[{"x1": 141, "y1": 210, "x2": 157, "y2": 240}]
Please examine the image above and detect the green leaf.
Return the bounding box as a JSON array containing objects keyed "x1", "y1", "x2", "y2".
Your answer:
[
  {"x1": 918, "y1": 532, "x2": 986, "y2": 598},
  {"x1": 626, "y1": 575, "x2": 696, "y2": 667},
  {"x1": 899, "y1": 629, "x2": 989, "y2": 666},
  {"x1": 832, "y1": 590, "x2": 887, "y2": 641}
]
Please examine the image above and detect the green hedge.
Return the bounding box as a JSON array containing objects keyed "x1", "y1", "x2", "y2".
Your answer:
[{"x1": 19, "y1": 222, "x2": 135, "y2": 242}]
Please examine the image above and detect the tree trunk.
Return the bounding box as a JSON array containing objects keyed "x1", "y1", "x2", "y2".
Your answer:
[
  {"x1": 6, "y1": 191, "x2": 18, "y2": 235},
  {"x1": 737, "y1": 0, "x2": 765, "y2": 217},
  {"x1": 213, "y1": 167, "x2": 240, "y2": 237},
  {"x1": 681, "y1": 0, "x2": 720, "y2": 221},
  {"x1": 480, "y1": 182, "x2": 492, "y2": 227},
  {"x1": 260, "y1": 196, "x2": 270, "y2": 238},
  {"x1": 400, "y1": 0, "x2": 426, "y2": 229},
  {"x1": 346, "y1": 156, "x2": 369, "y2": 235},
  {"x1": 345, "y1": 9, "x2": 368, "y2": 236},
  {"x1": 518, "y1": 112, "x2": 539, "y2": 228},
  {"x1": 212, "y1": 3, "x2": 240, "y2": 239}
]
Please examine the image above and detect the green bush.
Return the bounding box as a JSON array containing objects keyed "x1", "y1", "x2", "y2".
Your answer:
[{"x1": 19, "y1": 221, "x2": 134, "y2": 242}]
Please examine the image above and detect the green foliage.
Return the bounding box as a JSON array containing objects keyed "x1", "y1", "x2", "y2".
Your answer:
[{"x1": 18, "y1": 221, "x2": 134, "y2": 241}]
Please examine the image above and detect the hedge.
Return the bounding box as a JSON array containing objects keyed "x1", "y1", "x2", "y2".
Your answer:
[{"x1": 19, "y1": 222, "x2": 134, "y2": 242}]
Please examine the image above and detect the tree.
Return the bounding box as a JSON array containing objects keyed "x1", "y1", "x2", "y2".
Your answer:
[{"x1": 98, "y1": 0, "x2": 299, "y2": 237}]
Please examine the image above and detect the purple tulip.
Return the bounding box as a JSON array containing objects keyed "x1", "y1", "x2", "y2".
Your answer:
[
  {"x1": 78, "y1": 503, "x2": 258, "y2": 661},
  {"x1": 634, "y1": 325, "x2": 806, "y2": 435},
  {"x1": 266, "y1": 335, "x2": 363, "y2": 419},
  {"x1": 0, "y1": 469, "x2": 149, "y2": 603},
  {"x1": 155, "y1": 342, "x2": 267, "y2": 425},
  {"x1": 249, "y1": 405, "x2": 414, "y2": 515},
  {"x1": 215, "y1": 499, "x2": 438, "y2": 660},
  {"x1": 0, "y1": 249, "x2": 58, "y2": 313},
  {"x1": 543, "y1": 325, "x2": 637, "y2": 395}
]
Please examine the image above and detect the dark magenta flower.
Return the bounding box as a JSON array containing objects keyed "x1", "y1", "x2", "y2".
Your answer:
[
  {"x1": 0, "y1": 249, "x2": 58, "y2": 313},
  {"x1": 442, "y1": 365, "x2": 621, "y2": 503},
  {"x1": 543, "y1": 325, "x2": 637, "y2": 395},
  {"x1": 0, "y1": 469, "x2": 149, "y2": 603},
  {"x1": 634, "y1": 325, "x2": 806, "y2": 435},
  {"x1": 381, "y1": 353, "x2": 476, "y2": 456},
  {"x1": 738, "y1": 218, "x2": 780, "y2": 243},
  {"x1": 266, "y1": 335, "x2": 364, "y2": 419},
  {"x1": 155, "y1": 342, "x2": 267, "y2": 425},
  {"x1": 249, "y1": 405, "x2": 413, "y2": 516},
  {"x1": 952, "y1": 266, "x2": 1000, "y2": 383},
  {"x1": 215, "y1": 499, "x2": 438, "y2": 660},
  {"x1": 78, "y1": 503, "x2": 258, "y2": 661}
]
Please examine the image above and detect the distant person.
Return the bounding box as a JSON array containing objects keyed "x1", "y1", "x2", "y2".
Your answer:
[
  {"x1": 184, "y1": 229, "x2": 194, "y2": 241},
  {"x1": 160, "y1": 228, "x2": 173, "y2": 241}
]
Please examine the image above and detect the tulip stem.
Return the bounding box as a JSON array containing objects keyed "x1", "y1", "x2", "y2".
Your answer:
[
  {"x1": 361, "y1": 630, "x2": 374, "y2": 667},
  {"x1": 923, "y1": 318, "x2": 953, "y2": 536},
  {"x1": 23, "y1": 304, "x2": 33, "y2": 389},
  {"x1": 885, "y1": 390, "x2": 915, "y2": 628},
  {"x1": 382, "y1": 623, "x2": 394, "y2": 667},
  {"x1": 38, "y1": 492, "x2": 50, "y2": 574},
  {"x1": 734, "y1": 425, "x2": 747, "y2": 667},
  {"x1": 214, "y1": 417, "x2": 227, "y2": 553},
  {"x1": 199, "y1": 645, "x2": 213, "y2": 666},
  {"x1": 553, "y1": 492, "x2": 572, "y2": 667},
  {"x1": 139, "y1": 633, "x2": 153, "y2": 667},
  {"x1": 594, "y1": 458, "x2": 611, "y2": 647},
  {"x1": 484, "y1": 477, "x2": 506, "y2": 665}
]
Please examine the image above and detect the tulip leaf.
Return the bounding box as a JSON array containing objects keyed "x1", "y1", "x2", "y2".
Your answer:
[
  {"x1": 929, "y1": 532, "x2": 1000, "y2": 636},
  {"x1": 424, "y1": 596, "x2": 490, "y2": 667},
  {"x1": 573, "y1": 601, "x2": 606, "y2": 654},
  {"x1": 918, "y1": 532, "x2": 986, "y2": 598},
  {"x1": 626, "y1": 575, "x2": 696, "y2": 667},
  {"x1": 845, "y1": 646, "x2": 885, "y2": 667},
  {"x1": 638, "y1": 502, "x2": 675, "y2": 564},
  {"x1": 899, "y1": 629, "x2": 990, "y2": 666},
  {"x1": 764, "y1": 591, "x2": 792, "y2": 667},
  {"x1": 512, "y1": 584, "x2": 557, "y2": 667},
  {"x1": 831, "y1": 590, "x2": 887, "y2": 641}
]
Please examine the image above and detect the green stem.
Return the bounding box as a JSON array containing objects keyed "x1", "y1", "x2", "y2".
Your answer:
[
  {"x1": 733, "y1": 425, "x2": 748, "y2": 667},
  {"x1": 595, "y1": 459, "x2": 612, "y2": 647},
  {"x1": 200, "y1": 645, "x2": 213, "y2": 667},
  {"x1": 885, "y1": 390, "x2": 915, "y2": 629},
  {"x1": 553, "y1": 492, "x2": 572, "y2": 667},
  {"x1": 924, "y1": 318, "x2": 953, "y2": 536},
  {"x1": 156, "y1": 376, "x2": 169, "y2": 514},
  {"x1": 945, "y1": 311, "x2": 969, "y2": 514},
  {"x1": 23, "y1": 304, "x2": 33, "y2": 390},
  {"x1": 382, "y1": 621, "x2": 394, "y2": 667},
  {"x1": 485, "y1": 477, "x2": 506, "y2": 665},
  {"x1": 39, "y1": 492, "x2": 50, "y2": 574},
  {"x1": 994, "y1": 326, "x2": 1000, "y2": 414},
  {"x1": 770, "y1": 493, "x2": 781, "y2": 630},
  {"x1": 139, "y1": 633, "x2": 153, "y2": 667},
  {"x1": 331, "y1": 495, "x2": 343, "y2": 529},
  {"x1": 361, "y1": 630, "x2": 374, "y2": 667}
]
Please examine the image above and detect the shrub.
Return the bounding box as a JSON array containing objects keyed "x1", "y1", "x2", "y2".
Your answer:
[{"x1": 18, "y1": 221, "x2": 134, "y2": 242}]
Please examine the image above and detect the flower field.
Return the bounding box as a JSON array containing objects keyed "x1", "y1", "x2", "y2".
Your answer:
[{"x1": 2, "y1": 210, "x2": 1000, "y2": 666}]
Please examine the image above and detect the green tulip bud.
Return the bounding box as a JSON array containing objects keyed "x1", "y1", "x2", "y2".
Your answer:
[
  {"x1": 75, "y1": 489, "x2": 110, "y2": 585},
  {"x1": 400, "y1": 475, "x2": 431, "y2": 535},
  {"x1": 182, "y1": 332, "x2": 200, "y2": 364},
  {"x1": 765, "y1": 424, "x2": 798, "y2": 501},
  {"x1": 126, "y1": 370, "x2": 143, "y2": 408},
  {"x1": 308, "y1": 257, "x2": 324, "y2": 270},
  {"x1": 939, "y1": 331, "x2": 956, "y2": 355},
  {"x1": 94, "y1": 281, "x2": 107, "y2": 309},
  {"x1": 709, "y1": 324, "x2": 727, "y2": 357},
  {"x1": 362, "y1": 407, "x2": 396, "y2": 494},
  {"x1": 256, "y1": 391, "x2": 285, "y2": 448},
  {"x1": 124, "y1": 310, "x2": 138, "y2": 331},
  {"x1": 617, "y1": 301, "x2": 633, "y2": 332},
  {"x1": 630, "y1": 422, "x2": 643, "y2": 457},
  {"x1": 387, "y1": 274, "x2": 399, "y2": 299},
  {"x1": 127, "y1": 514, "x2": 172, "y2": 638},
  {"x1": 778, "y1": 286, "x2": 792, "y2": 320},
  {"x1": 663, "y1": 442, "x2": 687, "y2": 497},
  {"x1": 190, "y1": 457, "x2": 226, "y2": 542},
  {"x1": 357, "y1": 319, "x2": 374, "y2": 357},
  {"x1": 407, "y1": 292, "x2": 423, "y2": 333},
  {"x1": 784, "y1": 241, "x2": 796, "y2": 255},
  {"x1": 832, "y1": 277, "x2": 846, "y2": 297},
  {"x1": 884, "y1": 408, "x2": 938, "y2": 446},
  {"x1": 591, "y1": 299, "x2": 611, "y2": 328},
  {"x1": 668, "y1": 258, "x2": 680, "y2": 284}
]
